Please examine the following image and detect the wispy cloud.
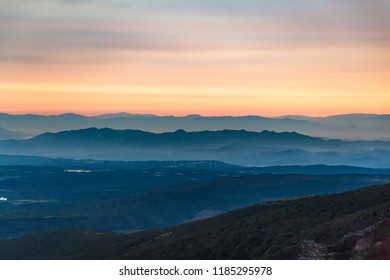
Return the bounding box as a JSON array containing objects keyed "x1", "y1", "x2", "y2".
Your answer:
[
  {"x1": 1, "y1": 0, "x2": 389, "y2": 59},
  {"x1": 0, "y1": 0, "x2": 389, "y2": 116}
]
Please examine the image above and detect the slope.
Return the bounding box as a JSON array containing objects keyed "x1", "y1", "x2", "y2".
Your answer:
[{"x1": 0, "y1": 183, "x2": 389, "y2": 260}]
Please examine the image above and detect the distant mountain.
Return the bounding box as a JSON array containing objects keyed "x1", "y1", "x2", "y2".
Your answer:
[
  {"x1": 0, "y1": 128, "x2": 389, "y2": 167},
  {"x1": 0, "y1": 127, "x2": 29, "y2": 140},
  {"x1": 1, "y1": 183, "x2": 388, "y2": 260},
  {"x1": 0, "y1": 113, "x2": 389, "y2": 140},
  {"x1": 280, "y1": 113, "x2": 390, "y2": 128},
  {"x1": 95, "y1": 112, "x2": 158, "y2": 119},
  {"x1": 29, "y1": 128, "x2": 327, "y2": 147}
]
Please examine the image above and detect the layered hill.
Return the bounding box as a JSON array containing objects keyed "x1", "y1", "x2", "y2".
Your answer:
[
  {"x1": 0, "y1": 127, "x2": 28, "y2": 140},
  {"x1": 0, "y1": 128, "x2": 389, "y2": 167},
  {"x1": 1, "y1": 183, "x2": 389, "y2": 260},
  {"x1": 0, "y1": 113, "x2": 389, "y2": 140}
]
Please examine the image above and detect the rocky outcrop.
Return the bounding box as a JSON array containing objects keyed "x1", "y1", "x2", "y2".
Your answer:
[{"x1": 299, "y1": 218, "x2": 390, "y2": 260}]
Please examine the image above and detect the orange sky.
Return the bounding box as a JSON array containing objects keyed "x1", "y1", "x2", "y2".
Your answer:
[{"x1": 0, "y1": 1, "x2": 389, "y2": 117}]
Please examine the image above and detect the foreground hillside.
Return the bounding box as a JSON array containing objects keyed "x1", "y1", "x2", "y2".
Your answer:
[
  {"x1": 1, "y1": 183, "x2": 389, "y2": 260},
  {"x1": 1, "y1": 165, "x2": 389, "y2": 239}
]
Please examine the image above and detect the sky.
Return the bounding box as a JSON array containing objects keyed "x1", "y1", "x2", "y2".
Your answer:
[{"x1": 0, "y1": 0, "x2": 389, "y2": 116}]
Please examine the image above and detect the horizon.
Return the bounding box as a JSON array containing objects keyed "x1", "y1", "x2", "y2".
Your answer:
[
  {"x1": 1, "y1": 1, "x2": 389, "y2": 116},
  {"x1": 0, "y1": 111, "x2": 388, "y2": 119}
]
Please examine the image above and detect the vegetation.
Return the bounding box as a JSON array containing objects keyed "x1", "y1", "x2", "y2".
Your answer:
[
  {"x1": 0, "y1": 183, "x2": 388, "y2": 260},
  {"x1": 1, "y1": 165, "x2": 389, "y2": 239}
]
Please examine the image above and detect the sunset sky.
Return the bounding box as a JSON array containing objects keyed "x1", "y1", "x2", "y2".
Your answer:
[{"x1": 0, "y1": 0, "x2": 389, "y2": 116}]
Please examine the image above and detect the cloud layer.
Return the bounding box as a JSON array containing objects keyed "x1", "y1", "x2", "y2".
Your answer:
[{"x1": 0, "y1": 0, "x2": 389, "y2": 116}]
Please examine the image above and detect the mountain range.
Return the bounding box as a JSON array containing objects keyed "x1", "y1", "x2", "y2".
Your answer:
[
  {"x1": 0, "y1": 113, "x2": 389, "y2": 140},
  {"x1": 1, "y1": 128, "x2": 389, "y2": 167},
  {"x1": 1, "y1": 112, "x2": 389, "y2": 260}
]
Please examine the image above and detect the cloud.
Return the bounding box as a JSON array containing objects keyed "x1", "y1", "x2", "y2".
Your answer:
[
  {"x1": 58, "y1": 0, "x2": 135, "y2": 8},
  {"x1": 0, "y1": 0, "x2": 389, "y2": 65}
]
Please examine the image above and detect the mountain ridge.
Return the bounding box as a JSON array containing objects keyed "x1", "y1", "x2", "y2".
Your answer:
[
  {"x1": 0, "y1": 112, "x2": 388, "y2": 140},
  {"x1": 1, "y1": 128, "x2": 389, "y2": 167}
]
